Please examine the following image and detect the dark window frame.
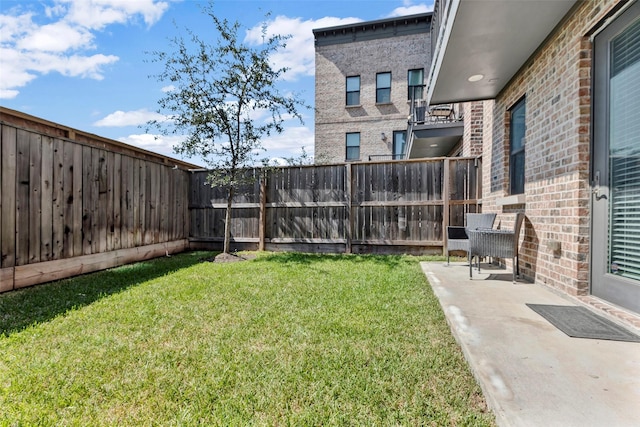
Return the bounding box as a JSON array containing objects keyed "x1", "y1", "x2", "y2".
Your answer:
[
  {"x1": 376, "y1": 72, "x2": 392, "y2": 104},
  {"x1": 509, "y1": 97, "x2": 526, "y2": 195},
  {"x1": 407, "y1": 68, "x2": 424, "y2": 100},
  {"x1": 346, "y1": 75, "x2": 360, "y2": 106},
  {"x1": 392, "y1": 131, "x2": 406, "y2": 160},
  {"x1": 346, "y1": 132, "x2": 360, "y2": 161}
]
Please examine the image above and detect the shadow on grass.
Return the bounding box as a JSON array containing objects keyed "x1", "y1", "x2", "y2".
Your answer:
[
  {"x1": 255, "y1": 251, "x2": 440, "y2": 269},
  {"x1": 0, "y1": 251, "x2": 209, "y2": 337}
]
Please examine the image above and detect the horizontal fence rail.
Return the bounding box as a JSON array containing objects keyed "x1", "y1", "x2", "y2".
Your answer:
[{"x1": 189, "y1": 158, "x2": 482, "y2": 254}]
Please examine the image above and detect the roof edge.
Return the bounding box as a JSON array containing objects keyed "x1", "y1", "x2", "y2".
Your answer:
[{"x1": 313, "y1": 12, "x2": 432, "y2": 35}]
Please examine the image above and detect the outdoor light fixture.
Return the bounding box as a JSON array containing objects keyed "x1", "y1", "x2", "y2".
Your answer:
[
  {"x1": 468, "y1": 74, "x2": 484, "y2": 82},
  {"x1": 381, "y1": 132, "x2": 387, "y2": 141}
]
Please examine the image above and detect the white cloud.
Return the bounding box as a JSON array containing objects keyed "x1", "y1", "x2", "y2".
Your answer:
[
  {"x1": 36, "y1": 52, "x2": 119, "y2": 78},
  {"x1": 94, "y1": 109, "x2": 166, "y2": 126},
  {"x1": 262, "y1": 125, "x2": 314, "y2": 152},
  {"x1": 60, "y1": 0, "x2": 169, "y2": 30},
  {"x1": 265, "y1": 157, "x2": 289, "y2": 166},
  {"x1": 17, "y1": 21, "x2": 93, "y2": 52},
  {"x1": 116, "y1": 123, "x2": 312, "y2": 166},
  {"x1": 0, "y1": 48, "x2": 38, "y2": 88},
  {"x1": 117, "y1": 133, "x2": 184, "y2": 157},
  {"x1": 0, "y1": 89, "x2": 20, "y2": 99},
  {"x1": 245, "y1": 16, "x2": 362, "y2": 81},
  {"x1": 0, "y1": 0, "x2": 169, "y2": 99},
  {"x1": 387, "y1": 3, "x2": 433, "y2": 17},
  {"x1": 0, "y1": 12, "x2": 36, "y2": 44},
  {"x1": 161, "y1": 85, "x2": 175, "y2": 93}
]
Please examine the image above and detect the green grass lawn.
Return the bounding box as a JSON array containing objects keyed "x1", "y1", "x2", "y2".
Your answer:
[{"x1": 0, "y1": 252, "x2": 494, "y2": 426}]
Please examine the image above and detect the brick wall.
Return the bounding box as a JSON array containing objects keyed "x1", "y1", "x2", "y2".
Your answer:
[
  {"x1": 481, "y1": 0, "x2": 626, "y2": 295},
  {"x1": 315, "y1": 32, "x2": 430, "y2": 163},
  {"x1": 462, "y1": 101, "x2": 485, "y2": 157}
]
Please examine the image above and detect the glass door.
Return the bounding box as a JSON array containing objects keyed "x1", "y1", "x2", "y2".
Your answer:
[{"x1": 592, "y1": 1, "x2": 640, "y2": 313}]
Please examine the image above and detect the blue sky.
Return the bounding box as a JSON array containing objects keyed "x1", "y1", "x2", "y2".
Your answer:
[{"x1": 1, "y1": 0, "x2": 433, "y2": 166}]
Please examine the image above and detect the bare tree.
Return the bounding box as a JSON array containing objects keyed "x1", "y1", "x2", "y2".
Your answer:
[{"x1": 147, "y1": 3, "x2": 306, "y2": 254}]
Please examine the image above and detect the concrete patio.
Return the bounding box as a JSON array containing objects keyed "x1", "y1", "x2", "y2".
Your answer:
[{"x1": 421, "y1": 261, "x2": 640, "y2": 427}]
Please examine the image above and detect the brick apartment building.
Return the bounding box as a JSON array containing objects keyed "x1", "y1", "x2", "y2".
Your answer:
[
  {"x1": 428, "y1": 0, "x2": 640, "y2": 317},
  {"x1": 313, "y1": 13, "x2": 466, "y2": 163}
]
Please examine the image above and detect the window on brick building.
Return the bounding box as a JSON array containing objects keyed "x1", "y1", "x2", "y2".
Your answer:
[
  {"x1": 346, "y1": 76, "x2": 360, "y2": 106},
  {"x1": 393, "y1": 131, "x2": 406, "y2": 159},
  {"x1": 376, "y1": 72, "x2": 391, "y2": 103},
  {"x1": 408, "y1": 69, "x2": 424, "y2": 100},
  {"x1": 346, "y1": 132, "x2": 360, "y2": 161},
  {"x1": 509, "y1": 97, "x2": 526, "y2": 194}
]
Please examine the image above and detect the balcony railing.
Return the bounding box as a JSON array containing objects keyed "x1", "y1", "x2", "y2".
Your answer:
[
  {"x1": 368, "y1": 154, "x2": 405, "y2": 162},
  {"x1": 398, "y1": 97, "x2": 463, "y2": 161},
  {"x1": 409, "y1": 99, "x2": 463, "y2": 126},
  {"x1": 431, "y1": 0, "x2": 449, "y2": 61}
]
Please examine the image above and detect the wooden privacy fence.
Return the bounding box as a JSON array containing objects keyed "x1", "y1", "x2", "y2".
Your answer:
[
  {"x1": 0, "y1": 110, "x2": 194, "y2": 292},
  {"x1": 0, "y1": 107, "x2": 481, "y2": 292},
  {"x1": 189, "y1": 157, "x2": 482, "y2": 254}
]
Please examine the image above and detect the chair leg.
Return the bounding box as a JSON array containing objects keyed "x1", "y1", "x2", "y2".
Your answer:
[{"x1": 469, "y1": 254, "x2": 473, "y2": 279}]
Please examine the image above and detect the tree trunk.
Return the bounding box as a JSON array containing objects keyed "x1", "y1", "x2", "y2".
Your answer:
[{"x1": 223, "y1": 186, "x2": 234, "y2": 254}]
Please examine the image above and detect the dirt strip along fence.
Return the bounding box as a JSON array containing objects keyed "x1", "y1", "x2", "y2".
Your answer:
[
  {"x1": 1, "y1": 113, "x2": 193, "y2": 292},
  {"x1": 189, "y1": 157, "x2": 482, "y2": 254}
]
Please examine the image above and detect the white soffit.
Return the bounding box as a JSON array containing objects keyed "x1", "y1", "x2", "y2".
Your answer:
[{"x1": 429, "y1": 0, "x2": 579, "y2": 104}]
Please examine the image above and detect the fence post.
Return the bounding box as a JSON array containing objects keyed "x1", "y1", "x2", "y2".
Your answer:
[
  {"x1": 258, "y1": 171, "x2": 266, "y2": 251},
  {"x1": 442, "y1": 157, "x2": 451, "y2": 256},
  {"x1": 345, "y1": 163, "x2": 352, "y2": 254}
]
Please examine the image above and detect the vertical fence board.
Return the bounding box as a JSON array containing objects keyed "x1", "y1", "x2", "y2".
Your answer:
[
  {"x1": 181, "y1": 172, "x2": 188, "y2": 238},
  {"x1": 153, "y1": 163, "x2": 161, "y2": 243},
  {"x1": 143, "y1": 160, "x2": 151, "y2": 246},
  {"x1": 89, "y1": 148, "x2": 100, "y2": 254},
  {"x1": 1, "y1": 126, "x2": 17, "y2": 268},
  {"x1": 345, "y1": 164, "x2": 352, "y2": 252},
  {"x1": 130, "y1": 159, "x2": 140, "y2": 246},
  {"x1": 159, "y1": 166, "x2": 173, "y2": 242},
  {"x1": 52, "y1": 138, "x2": 65, "y2": 259},
  {"x1": 71, "y1": 143, "x2": 83, "y2": 257},
  {"x1": 0, "y1": 127, "x2": 2, "y2": 270},
  {"x1": 106, "y1": 151, "x2": 114, "y2": 252},
  {"x1": 82, "y1": 146, "x2": 92, "y2": 254},
  {"x1": 123, "y1": 155, "x2": 134, "y2": 248},
  {"x1": 62, "y1": 141, "x2": 73, "y2": 258},
  {"x1": 40, "y1": 136, "x2": 53, "y2": 261},
  {"x1": 165, "y1": 167, "x2": 173, "y2": 241},
  {"x1": 112, "y1": 153, "x2": 122, "y2": 249},
  {"x1": 28, "y1": 132, "x2": 42, "y2": 263},
  {"x1": 144, "y1": 162, "x2": 152, "y2": 245},
  {"x1": 15, "y1": 130, "x2": 30, "y2": 266},
  {"x1": 62, "y1": 141, "x2": 76, "y2": 258},
  {"x1": 140, "y1": 165, "x2": 156, "y2": 245},
  {"x1": 96, "y1": 149, "x2": 107, "y2": 253}
]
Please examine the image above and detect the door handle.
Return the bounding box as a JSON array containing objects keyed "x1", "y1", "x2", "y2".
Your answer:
[{"x1": 593, "y1": 170, "x2": 607, "y2": 201}]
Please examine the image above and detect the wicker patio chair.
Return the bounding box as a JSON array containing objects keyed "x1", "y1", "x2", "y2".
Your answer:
[
  {"x1": 468, "y1": 213, "x2": 525, "y2": 282},
  {"x1": 446, "y1": 213, "x2": 497, "y2": 265}
]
